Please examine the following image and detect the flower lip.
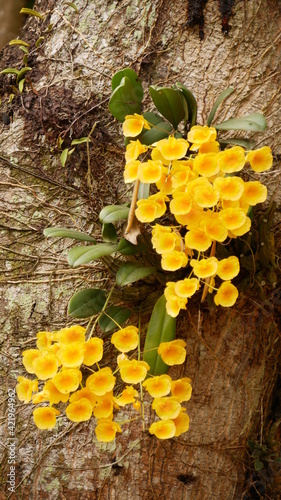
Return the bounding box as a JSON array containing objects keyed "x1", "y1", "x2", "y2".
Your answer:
[
  {"x1": 32, "y1": 354, "x2": 59, "y2": 380},
  {"x1": 157, "y1": 340, "x2": 187, "y2": 366},
  {"x1": 171, "y1": 378, "x2": 192, "y2": 402},
  {"x1": 95, "y1": 419, "x2": 122, "y2": 442},
  {"x1": 172, "y1": 411, "x2": 190, "y2": 437},
  {"x1": 86, "y1": 367, "x2": 116, "y2": 396},
  {"x1": 52, "y1": 368, "x2": 82, "y2": 394},
  {"x1": 66, "y1": 398, "x2": 93, "y2": 422},
  {"x1": 142, "y1": 375, "x2": 172, "y2": 398},
  {"x1": 156, "y1": 136, "x2": 189, "y2": 161},
  {"x1": 33, "y1": 406, "x2": 60, "y2": 430},
  {"x1": 56, "y1": 342, "x2": 84, "y2": 368},
  {"x1": 83, "y1": 337, "x2": 103, "y2": 366},
  {"x1": 190, "y1": 257, "x2": 218, "y2": 279},
  {"x1": 217, "y1": 146, "x2": 245, "y2": 173},
  {"x1": 123, "y1": 114, "x2": 150, "y2": 137},
  {"x1": 149, "y1": 420, "x2": 176, "y2": 439},
  {"x1": 152, "y1": 396, "x2": 182, "y2": 420},
  {"x1": 214, "y1": 281, "x2": 239, "y2": 307},
  {"x1": 217, "y1": 256, "x2": 240, "y2": 280},
  {"x1": 246, "y1": 146, "x2": 273, "y2": 172},
  {"x1": 119, "y1": 359, "x2": 150, "y2": 384},
  {"x1": 56, "y1": 326, "x2": 86, "y2": 345},
  {"x1": 111, "y1": 326, "x2": 139, "y2": 353},
  {"x1": 16, "y1": 377, "x2": 38, "y2": 404}
]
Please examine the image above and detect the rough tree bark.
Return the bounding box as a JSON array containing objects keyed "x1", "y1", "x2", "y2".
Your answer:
[{"x1": 1, "y1": 1, "x2": 280, "y2": 499}]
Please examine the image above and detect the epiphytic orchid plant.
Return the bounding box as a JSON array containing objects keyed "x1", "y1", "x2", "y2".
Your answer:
[{"x1": 16, "y1": 69, "x2": 275, "y2": 442}]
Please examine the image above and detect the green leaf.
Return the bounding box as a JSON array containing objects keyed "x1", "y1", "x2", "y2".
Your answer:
[
  {"x1": 36, "y1": 37, "x2": 44, "y2": 48},
  {"x1": 68, "y1": 288, "x2": 106, "y2": 318},
  {"x1": 44, "y1": 227, "x2": 96, "y2": 242},
  {"x1": 20, "y1": 8, "x2": 45, "y2": 20},
  {"x1": 149, "y1": 86, "x2": 187, "y2": 129},
  {"x1": 207, "y1": 87, "x2": 234, "y2": 126},
  {"x1": 220, "y1": 138, "x2": 255, "y2": 149},
  {"x1": 9, "y1": 39, "x2": 30, "y2": 47},
  {"x1": 176, "y1": 83, "x2": 197, "y2": 127},
  {"x1": 117, "y1": 238, "x2": 147, "y2": 255},
  {"x1": 143, "y1": 295, "x2": 176, "y2": 375},
  {"x1": 254, "y1": 459, "x2": 264, "y2": 471},
  {"x1": 248, "y1": 440, "x2": 256, "y2": 451},
  {"x1": 111, "y1": 69, "x2": 143, "y2": 101},
  {"x1": 116, "y1": 262, "x2": 156, "y2": 286},
  {"x1": 214, "y1": 113, "x2": 267, "y2": 131},
  {"x1": 0, "y1": 68, "x2": 19, "y2": 76},
  {"x1": 18, "y1": 78, "x2": 25, "y2": 93},
  {"x1": 138, "y1": 121, "x2": 172, "y2": 145},
  {"x1": 142, "y1": 111, "x2": 165, "y2": 126},
  {"x1": 19, "y1": 46, "x2": 29, "y2": 55},
  {"x1": 102, "y1": 223, "x2": 117, "y2": 243},
  {"x1": 60, "y1": 148, "x2": 69, "y2": 167},
  {"x1": 64, "y1": 2, "x2": 79, "y2": 12},
  {"x1": 71, "y1": 137, "x2": 88, "y2": 145},
  {"x1": 109, "y1": 76, "x2": 142, "y2": 122},
  {"x1": 252, "y1": 448, "x2": 262, "y2": 459},
  {"x1": 68, "y1": 243, "x2": 118, "y2": 267},
  {"x1": 99, "y1": 205, "x2": 129, "y2": 224},
  {"x1": 98, "y1": 305, "x2": 132, "y2": 332},
  {"x1": 16, "y1": 67, "x2": 32, "y2": 83}
]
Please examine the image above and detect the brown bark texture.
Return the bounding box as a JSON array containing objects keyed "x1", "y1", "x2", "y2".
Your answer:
[{"x1": 0, "y1": 0, "x2": 280, "y2": 499}]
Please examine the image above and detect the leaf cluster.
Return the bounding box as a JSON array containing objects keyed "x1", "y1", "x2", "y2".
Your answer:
[{"x1": 108, "y1": 69, "x2": 266, "y2": 149}]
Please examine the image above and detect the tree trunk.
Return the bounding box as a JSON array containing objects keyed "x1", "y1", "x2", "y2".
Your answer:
[{"x1": 1, "y1": 0, "x2": 280, "y2": 498}]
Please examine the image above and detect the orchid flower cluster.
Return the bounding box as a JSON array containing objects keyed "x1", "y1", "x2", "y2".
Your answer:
[
  {"x1": 16, "y1": 325, "x2": 192, "y2": 441},
  {"x1": 123, "y1": 115, "x2": 273, "y2": 317}
]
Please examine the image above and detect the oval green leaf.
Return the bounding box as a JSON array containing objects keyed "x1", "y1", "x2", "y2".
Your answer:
[
  {"x1": 16, "y1": 67, "x2": 32, "y2": 83},
  {"x1": 20, "y1": 8, "x2": 45, "y2": 20},
  {"x1": 0, "y1": 68, "x2": 19, "y2": 76},
  {"x1": 109, "y1": 76, "x2": 142, "y2": 122},
  {"x1": 149, "y1": 86, "x2": 187, "y2": 129},
  {"x1": 138, "y1": 121, "x2": 172, "y2": 145},
  {"x1": 19, "y1": 46, "x2": 29, "y2": 54},
  {"x1": 220, "y1": 138, "x2": 255, "y2": 149},
  {"x1": 44, "y1": 227, "x2": 96, "y2": 242},
  {"x1": 99, "y1": 205, "x2": 129, "y2": 224},
  {"x1": 143, "y1": 295, "x2": 176, "y2": 375},
  {"x1": 142, "y1": 111, "x2": 165, "y2": 126},
  {"x1": 111, "y1": 69, "x2": 143, "y2": 101},
  {"x1": 68, "y1": 288, "x2": 106, "y2": 318},
  {"x1": 116, "y1": 262, "x2": 156, "y2": 286},
  {"x1": 18, "y1": 78, "x2": 25, "y2": 93},
  {"x1": 60, "y1": 148, "x2": 69, "y2": 167},
  {"x1": 71, "y1": 137, "x2": 88, "y2": 145},
  {"x1": 98, "y1": 305, "x2": 132, "y2": 333},
  {"x1": 117, "y1": 238, "x2": 147, "y2": 255},
  {"x1": 36, "y1": 37, "x2": 44, "y2": 48},
  {"x1": 254, "y1": 459, "x2": 264, "y2": 471},
  {"x1": 102, "y1": 223, "x2": 117, "y2": 243},
  {"x1": 68, "y1": 243, "x2": 118, "y2": 267},
  {"x1": 214, "y1": 113, "x2": 267, "y2": 131},
  {"x1": 9, "y1": 39, "x2": 30, "y2": 47},
  {"x1": 176, "y1": 83, "x2": 197, "y2": 127}
]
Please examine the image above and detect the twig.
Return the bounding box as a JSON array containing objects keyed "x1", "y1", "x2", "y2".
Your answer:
[{"x1": 0, "y1": 155, "x2": 77, "y2": 192}]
